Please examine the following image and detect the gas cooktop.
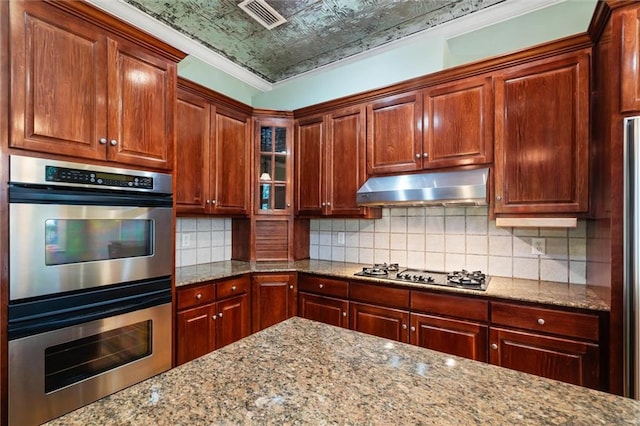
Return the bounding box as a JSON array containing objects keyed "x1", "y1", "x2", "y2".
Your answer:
[{"x1": 354, "y1": 264, "x2": 489, "y2": 291}]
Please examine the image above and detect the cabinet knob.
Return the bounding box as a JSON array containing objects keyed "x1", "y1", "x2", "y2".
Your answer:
[
  {"x1": 231, "y1": 285, "x2": 237, "y2": 291},
  {"x1": 342, "y1": 312, "x2": 347, "y2": 317},
  {"x1": 206, "y1": 200, "x2": 210, "y2": 204},
  {"x1": 212, "y1": 315, "x2": 217, "y2": 320},
  {"x1": 537, "y1": 318, "x2": 545, "y2": 326},
  {"x1": 319, "y1": 283, "x2": 324, "y2": 289},
  {"x1": 212, "y1": 200, "x2": 216, "y2": 205},
  {"x1": 219, "y1": 312, "x2": 223, "y2": 318},
  {"x1": 423, "y1": 153, "x2": 428, "y2": 158},
  {"x1": 287, "y1": 203, "x2": 291, "y2": 207},
  {"x1": 491, "y1": 343, "x2": 498, "y2": 350},
  {"x1": 410, "y1": 326, "x2": 416, "y2": 332},
  {"x1": 415, "y1": 153, "x2": 421, "y2": 159},
  {"x1": 289, "y1": 285, "x2": 294, "y2": 289},
  {"x1": 321, "y1": 202, "x2": 326, "y2": 206},
  {"x1": 99, "y1": 138, "x2": 107, "y2": 145},
  {"x1": 196, "y1": 293, "x2": 202, "y2": 300},
  {"x1": 496, "y1": 195, "x2": 502, "y2": 201},
  {"x1": 326, "y1": 202, "x2": 331, "y2": 206},
  {"x1": 110, "y1": 139, "x2": 117, "y2": 146},
  {"x1": 402, "y1": 324, "x2": 407, "y2": 330}
]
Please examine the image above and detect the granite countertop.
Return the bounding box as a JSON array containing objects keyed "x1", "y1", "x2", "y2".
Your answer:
[
  {"x1": 47, "y1": 317, "x2": 640, "y2": 425},
  {"x1": 176, "y1": 260, "x2": 610, "y2": 311}
]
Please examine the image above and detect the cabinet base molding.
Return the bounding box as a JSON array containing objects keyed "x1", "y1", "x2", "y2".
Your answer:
[{"x1": 495, "y1": 217, "x2": 577, "y2": 228}]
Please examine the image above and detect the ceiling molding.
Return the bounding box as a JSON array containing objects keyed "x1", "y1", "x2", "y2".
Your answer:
[
  {"x1": 87, "y1": 0, "x2": 566, "y2": 93},
  {"x1": 85, "y1": 0, "x2": 273, "y2": 92}
]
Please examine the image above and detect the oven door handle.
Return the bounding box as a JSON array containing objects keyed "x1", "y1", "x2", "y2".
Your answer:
[
  {"x1": 9, "y1": 185, "x2": 172, "y2": 207},
  {"x1": 8, "y1": 290, "x2": 172, "y2": 340}
]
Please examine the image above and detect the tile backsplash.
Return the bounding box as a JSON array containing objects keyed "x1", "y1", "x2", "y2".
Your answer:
[
  {"x1": 175, "y1": 217, "x2": 232, "y2": 267},
  {"x1": 309, "y1": 207, "x2": 586, "y2": 284}
]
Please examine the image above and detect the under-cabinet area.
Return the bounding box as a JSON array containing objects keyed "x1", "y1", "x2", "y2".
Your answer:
[{"x1": 175, "y1": 261, "x2": 609, "y2": 392}]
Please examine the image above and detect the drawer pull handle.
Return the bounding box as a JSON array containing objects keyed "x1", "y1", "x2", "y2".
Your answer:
[
  {"x1": 491, "y1": 343, "x2": 498, "y2": 350},
  {"x1": 231, "y1": 286, "x2": 237, "y2": 291},
  {"x1": 537, "y1": 318, "x2": 545, "y2": 326},
  {"x1": 319, "y1": 284, "x2": 324, "y2": 289},
  {"x1": 196, "y1": 293, "x2": 202, "y2": 300}
]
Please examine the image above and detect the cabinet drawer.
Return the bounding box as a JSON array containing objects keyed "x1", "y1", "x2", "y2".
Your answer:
[
  {"x1": 177, "y1": 283, "x2": 216, "y2": 310},
  {"x1": 411, "y1": 291, "x2": 488, "y2": 322},
  {"x1": 217, "y1": 275, "x2": 250, "y2": 300},
  {"x1": 491, "y1": 302, "x2": 599, "y2": 341},
  {"x1": 299, "y1": 275, "x2": 349, "y2": 298},
  {"x1": 350, "y1": 282, "x2": 410, "y2": 309}
]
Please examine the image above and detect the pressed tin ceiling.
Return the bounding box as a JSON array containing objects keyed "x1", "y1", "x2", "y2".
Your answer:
[{"x1": 123, "y1": 0, "x2": 506, "y2": 83}]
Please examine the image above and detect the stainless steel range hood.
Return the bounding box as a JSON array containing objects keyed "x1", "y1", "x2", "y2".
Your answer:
[{"x1": 356, "y1": 168, "x2": 489, "y2": 207}]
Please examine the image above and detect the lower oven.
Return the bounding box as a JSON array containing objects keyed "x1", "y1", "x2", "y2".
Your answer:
[{"x1": 7, "y1": 155, "x2": 174, "y2": 425}]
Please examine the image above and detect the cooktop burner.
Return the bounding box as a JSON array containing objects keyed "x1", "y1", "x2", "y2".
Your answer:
[{"x1": 354, "y1": 265, "x2": 489, "y2": 291}]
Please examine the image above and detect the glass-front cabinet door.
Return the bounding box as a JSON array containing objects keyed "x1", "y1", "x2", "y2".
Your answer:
[{"x1": 255, "y1": 118, "x2": 293, "y2": 215}]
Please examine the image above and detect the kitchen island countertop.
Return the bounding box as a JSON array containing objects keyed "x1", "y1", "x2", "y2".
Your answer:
[
  {"x1": 47, "y1": 317, "x2": 639, "y2": 425},
  {"x1": 176, "y1": 260, "x2": 610, "y2": 311}
]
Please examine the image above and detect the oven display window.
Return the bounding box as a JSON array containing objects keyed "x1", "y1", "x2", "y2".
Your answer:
[
  {"x1": 44, "y1": 320, "x2": 152, "y2": 393},
  {"x1": 44, "y1": 219, "x2": 153, "y2": 265}
]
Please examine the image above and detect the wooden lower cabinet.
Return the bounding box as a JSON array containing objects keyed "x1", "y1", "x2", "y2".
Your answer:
[
  {"x1": 489, "y1": 327, "x2": 600, "y2": 389},
  {"x1": 175, "y1": 275, "x2": 250, "y2": 365},
  {"x1": 411, "y1": 313, "x2": 488, "y2": 362},
  {"x1": 251, "y1": 273, "x2": 297, "y2": 333},
  {"x1": 299, "y1": 293, "x2": 349, "y2": 328},
  {"x1": 350, "y1": 302, "x2": 410, "y2": 343}
]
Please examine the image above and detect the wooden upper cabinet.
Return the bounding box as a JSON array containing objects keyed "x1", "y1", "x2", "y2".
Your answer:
[
  {"x1": 175, "y1": 80, "x2": 250, "y2": 216},
  {"x1": 295, "y1": 115, "x2": 325, "y2": 216},
  {"x1": 423, "y1": 76, "x2": 493, "y2": 168},
  {"x1": 494, "y1": 49, "x2": 590, "y2": 214},
  {"x1": 212, "y1": 107, "x2": 251, "y2": 215},
  {"x1": 366, "y1": 91, "x2": 423, "y2": 175},
  {"x1": 176, "y1": 88, "x2": 210, "y2": 214},
  {"x1": 619, "y1": 4, "x2": 640, "y2": 113},
  {"x1": 9, "y1": 0, "x2": 180, "y2": 170},
  {"x1": 255, "y1": 117, "x2": 293, "y2": 215}
]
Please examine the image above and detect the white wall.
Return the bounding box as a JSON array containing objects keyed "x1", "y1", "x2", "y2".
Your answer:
[
  {"x1": 175, "y1": 217, "x2": 232, "y2": 267},
  {"x1": 310, "y1": 207, "x2": 586, "y2": 284}
]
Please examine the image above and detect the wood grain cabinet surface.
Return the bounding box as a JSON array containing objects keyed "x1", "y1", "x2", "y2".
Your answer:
[
  {"x1": 489, "y1": 301, "x2": 601, "y2": 390},
  {"x1": 619, "y1": 4, "x2": 640, "y2": 113},
  {"x1": 175, "y1": 275, "x2": 250, "y2": 365},
  {"x1": 251, "y1": 273, "x2": 297, "y2": 333},
  {"x1": 298, "y1": 275, "x2": 349, "y2": 328},
  {"x1": 9, "y1": 0, "x2": 180, "y2": 170},
  {"x1": 493, "y1": 49, "x2": 590, "y2": 214},
  {"x1": 176, "y1": 81, "x2": 251, "y2": 216},
  {"x1": 295, "y1": 106, "x2": 379, "y2": 218}
]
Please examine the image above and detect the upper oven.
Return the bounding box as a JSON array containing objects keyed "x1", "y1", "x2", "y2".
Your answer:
[{"x1": 8, "y1": 155, "x2": 173, "y2": 301}]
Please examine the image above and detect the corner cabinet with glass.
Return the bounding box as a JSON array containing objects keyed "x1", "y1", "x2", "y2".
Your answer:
[{"x1": 255, "y1": 118, "x2": 293, "y2": 215}]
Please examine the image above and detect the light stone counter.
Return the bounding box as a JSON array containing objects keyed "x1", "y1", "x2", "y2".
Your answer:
[
  {"x1": 47, "y1": 317, "x2": 638, "y2": 425},
  {"x1": 176, "y1": 260, "x2": 610, "y2": 311}
]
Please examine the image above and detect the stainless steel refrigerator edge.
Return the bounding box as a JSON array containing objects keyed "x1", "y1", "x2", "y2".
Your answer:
[{"x1": 624, "y1": 116, "x2": 640, "y2": 398}]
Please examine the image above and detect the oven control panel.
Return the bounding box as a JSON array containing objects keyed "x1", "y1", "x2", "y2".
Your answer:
[{"x1": 45, "y1": 166, "x2": 154, "y2": 189}]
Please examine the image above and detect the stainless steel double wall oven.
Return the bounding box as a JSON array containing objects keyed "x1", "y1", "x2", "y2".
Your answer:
[{"x1": 7, "y1": 155, "x2": 173, "y2": 425}]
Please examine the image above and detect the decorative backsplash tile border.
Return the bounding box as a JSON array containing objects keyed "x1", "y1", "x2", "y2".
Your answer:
[
  {"x1": 309, "y1": 207, "x2": 587, "y2": 284},
  {"x1": 175, "y1": 217, "x2": 232, "y2": 267}
]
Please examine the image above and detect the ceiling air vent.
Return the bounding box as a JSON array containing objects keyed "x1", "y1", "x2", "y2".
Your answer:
[{"x1": 238, "y1": 0, "x2": 287, "y2": 30}]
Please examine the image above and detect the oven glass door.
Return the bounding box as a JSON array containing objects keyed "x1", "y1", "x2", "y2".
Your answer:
[{"x1": 10, "y1": 200, "x2": 172, "y2": 300}]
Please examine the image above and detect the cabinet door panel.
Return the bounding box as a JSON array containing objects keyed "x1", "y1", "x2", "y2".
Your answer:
[
  {"x1": 176, "y1": 89, "x2": 210, "y2": 214},
  {"x1": 10, "y1": 1, "x2": 107, "y2": 158},
  {"x1": 490, "y1": 327, "x2": 600, "y2": 389},
  {"x1": 216, "y1": 294, "x2": 250, "y2": 349},
  {"x1": 295, "y1": 116, "x2": 324, "y2": 215},
  {"x1": 212, "y1": 108, "x2": 250, "y2": 215},
  {"x1": 411, "y1": 313, "x2": 488, "y2": 362},
  {"x1": 424, "y1": 76, "x2": 493, "y2": 168},
  {"x1": 326, "y1": 106, "x2": 366, "y2": 216},
  {"x1": 299, "y1": 293, "x2": 349, "y2": 328},
  {"x1": 620, "y1": 6, "x2": 640, "y2": 113},
  {"x1": 350, "y1": 302, "x2": 409, "y2": 343},
  {"x1": 367, "y1": 92, "x2": 423, "y2": 175},
  {"x1": 176, "y1": 305, "x2": 215, "y2": 365},
  {"x1": 107, "y1": 37, "x2": 175, "y2": 170},
  {"x1": 252, "y1": 274, "x2": 297, "y2": 333},
  {"x1": 494, "y1": 51, "x2": 589, "y2": 214}
]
